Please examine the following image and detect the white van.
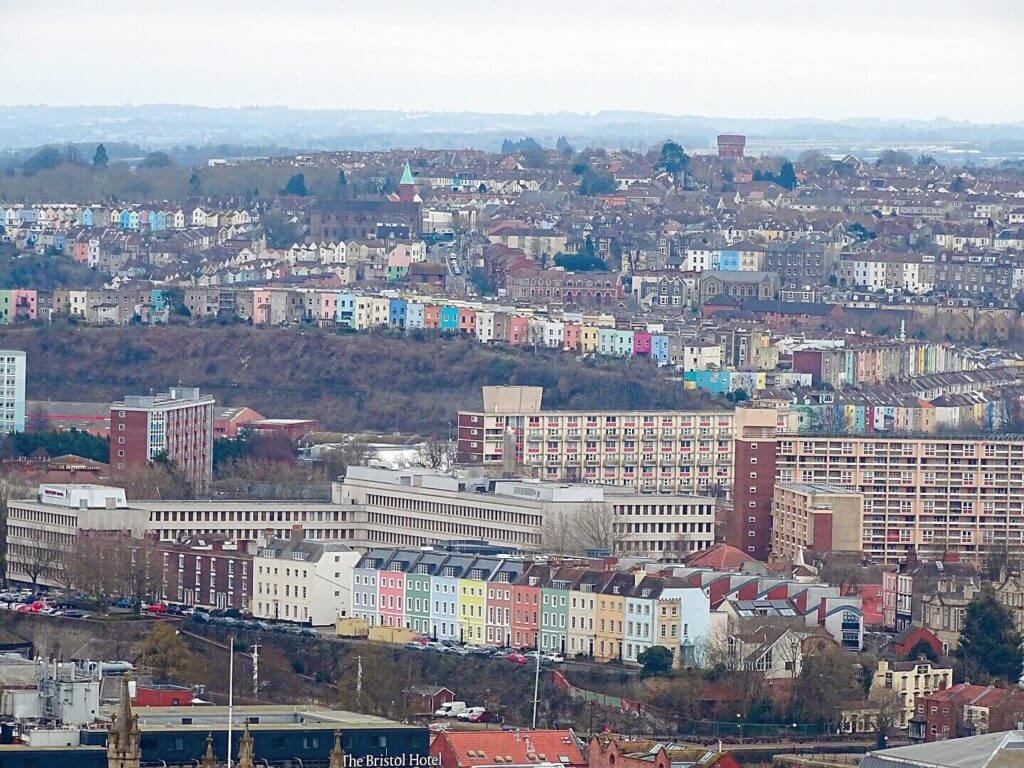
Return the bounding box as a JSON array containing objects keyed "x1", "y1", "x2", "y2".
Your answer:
[{"x1": 434, "y1": 701, "x2": 468, "y2": 717}]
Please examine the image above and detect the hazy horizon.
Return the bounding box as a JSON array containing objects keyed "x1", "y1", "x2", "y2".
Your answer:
[{"x1": 2, "y1": 0, "x2": 1021, "y2": 123}]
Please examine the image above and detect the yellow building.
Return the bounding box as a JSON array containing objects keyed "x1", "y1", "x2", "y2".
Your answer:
[
  {"x1": 458, "y1": 577, "x2": 487, "y2": 644},
  {"x1": 870, "y1": 659, "x2": 953, "y2": 730},
  {"x1": 579, "y1": 325, "x2": 599, "y2": 353},
  {"x1": 593, "y1": 574, "x2": 630, "y2": 662}
]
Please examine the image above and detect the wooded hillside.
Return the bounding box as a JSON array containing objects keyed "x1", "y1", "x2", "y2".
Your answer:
[{"x1": 0, "y1": 325, "x2": 720, "y2": 435}]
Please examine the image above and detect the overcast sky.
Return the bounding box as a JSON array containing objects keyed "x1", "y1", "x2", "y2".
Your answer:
[{"x1": 2, "y1": 0, "x2": 1020, "y2": 122}]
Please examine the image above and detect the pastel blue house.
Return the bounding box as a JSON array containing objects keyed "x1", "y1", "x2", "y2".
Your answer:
[
  {"x1": 597, "y1": 328, "x2": 617, "y2": 356},
  {"x1": 406, "y1": 301, "x2": 424, "y2": 329},
  {"x1": 80, "y1": 208, "x2": 94, "y2": 227},
  {"x1": 118, "y1": 210, "x2": 132, "y2": 229},
  {"x1": 336, "y1": 292, "x2": 355, "y2": 326},
  {"x1": 0, "y1": 208, "x2": 8, "y2": 227},
  {"x1": 151, "y1": 289, "x2": 168, "y2": 312},
  {"x1": 53, "y1": 233, "x2": 67, "y2": 251},
  {"x1": 439, "y1": 306, "x2": 459, "y2": 331},
  {"x1": 611, "y1": 329, "x2": 634, "y2": 357},
  {"x1": 152, "y1": 211, "x2": 167, "y2": 231},
  {"x1": 388, "y1": 298, "x2": 408, "y2": 328},
  {"x1": 683, "y1": 370, "x2": 731, "y2": 395},
  {"x1": 651, "y1": 334, "x2": 670, "y2": 365},
  {"x1": 718, "y1": 250, "x2": 741, "y2": 271}
]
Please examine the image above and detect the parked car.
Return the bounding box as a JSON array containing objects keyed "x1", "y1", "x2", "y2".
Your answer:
[
  {"x1": 63, "y1": 610, "x2": 87, "y2": 619},
  {"x1": 469, "y1": 710, "x2": 499, "y2": 723},
  {"x1": 457, "y1": 706, "x2": 486, "y2": 721},
  {"x1": 542, "y1": 653, "x2": 565, "y2": 664},
  {"x1": 506, "y1": 653, "x2": 529, "y2": 666},
  {"x1": 145, "y1": 602, "x2": 168, "y2": 613},
  {"x1": 405, "y1": 641, "x2": 428, "y2": 651}
]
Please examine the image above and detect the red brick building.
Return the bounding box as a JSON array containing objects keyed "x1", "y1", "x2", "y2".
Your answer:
[
  {"x1": 891, "y1": 625, "x2": 944, "y2": 660},
  {"x1": 156, "y1": 535, "x2": 254, "y2": 611},
  {"x1": 506, "y1": 266, "x2": 621, "y2": 307},
  {"x1": 589, "y1": 735, "x2": 742, "y2": 768},
  {"x1": 110, "y1": 386, "x2": 215, "y2": 491},
  {"x1": 717, "y1": 134, "x2": 746, "y2": 158},
  {"x1": 729, "y1": 407, "x2": 779, "y2": 560},
  {"x1": 911, "y1": 684, "x2": 1024, "y2": 742}
]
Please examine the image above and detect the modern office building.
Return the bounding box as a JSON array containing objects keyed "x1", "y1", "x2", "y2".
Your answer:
[
  {"x1": 109, "y1": 386, "x2": 215, "y2": 490},
  {"x1": 337, "y1": 465, "x2": 716, "y2": 560},
  {"x1": 770, "y1": 482, "x2": 864, "y2": 561},
  {"x1": 456, "y1": 386, "x2": 734, "y2": 496},
  {"x1": 0, "y1": 348, "x2": 26, "y2": 433}
]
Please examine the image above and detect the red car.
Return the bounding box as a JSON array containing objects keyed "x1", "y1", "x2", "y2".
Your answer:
[
  {"x1": 506, "y1": 653, "x2": 529, "y2": 665},
  {"x1": 145, "y1": 603, "x2": 168, "y2": 613},
  {"x1": 469, "y1": 710, "x2": 498, "y2": 723}
]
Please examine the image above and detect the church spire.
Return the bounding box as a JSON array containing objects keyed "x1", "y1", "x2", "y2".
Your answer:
[
  {"x1": 107, "y1": 677, "x2": 141, "y2": 768},
  {"x1": 329, "y1": 730, "x2": 345, "y2": 768},
  {"x1": 399, "y1": 161, "x2": 415, "y2": 187},
  {"x1": 201, "y1": 732, "x2": 217, "y2": 768},
  {"x1": 237, "y1": 720, "x2": 256, "y2": 768}
]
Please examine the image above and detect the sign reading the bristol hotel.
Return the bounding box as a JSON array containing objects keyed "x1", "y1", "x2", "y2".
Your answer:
[{"x1": 345, "y1": 755, "x2": 442, "y2": 768}]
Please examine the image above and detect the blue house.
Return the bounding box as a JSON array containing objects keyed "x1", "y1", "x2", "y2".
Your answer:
[
  {"x1": 80, "y1": 208, "x2": 93, "y2": 227},
  {"x1": 683, "y1": 370, "x2": 732, "y2": 395},
  {"x1": 439, "y1": 306, "x2": 459, "y2": 331},
  {"x1": 336, "y1": 292, "x2": 355, "y2": 326},
  {"x1": 388, "y1": 298, "x2": 408, "y2": 328},
  {"x1": 651, "y1": 334, "x2": 670, "y2": 365},
  {"x1": 406, "y1": 301, "x2": 425, "y2": 329},
  {"x1": 151, "y1": 289, "x2": 168, "y2": 312},
  {"x1": 152, "y1": 211, "x2": 167, "y2": 231},
  {"x1": 52, "y1": 233, "x2": 67, "y2": 252},
  {"x1": 718, "y1": 250, "x2": 741, "y2": 271},
  {"x1": 118, "y1": 210, "x2": 132, "y2": 229}
]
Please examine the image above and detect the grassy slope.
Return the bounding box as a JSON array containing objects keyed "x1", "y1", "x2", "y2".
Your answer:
[{"x1": 0, "y1": 324, "x2": 722, "y2": 435}]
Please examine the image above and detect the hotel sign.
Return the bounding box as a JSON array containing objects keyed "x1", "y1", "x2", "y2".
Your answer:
[{"x1": 344, "y1": 755, "x2": 441, "y2": 768}]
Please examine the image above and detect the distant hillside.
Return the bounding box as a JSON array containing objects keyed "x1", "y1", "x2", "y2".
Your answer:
[{"x1": 0, "y1": 325, "x2": 720, "y2": 435}]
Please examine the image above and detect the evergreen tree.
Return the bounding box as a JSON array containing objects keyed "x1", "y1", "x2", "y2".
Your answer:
[
  {"x1": 337, "y1": 168, "x2": 347, "y2": 193},
  {"x1": 92, "y1": 143, "x2": 109, "y2": 168},
  {"x1": 659, "y1": 141, "x2": 689, "y2": 175},
  {"x1": 957, "y1": 584, "x2": 1024, "y2": 682},
  {"x1": 188, "y1": 171, "x2": 202, "y2": 195},
  {"x1": 283, "y1": 173, "x2": 308, "y2": 196},
  {"x1": 637, "y1": 646, "x2": 673, "y2": 677},
  {"x1": 555, "y1": 136, "x2": 574, "y2": 158},
  {"x1": 778, "y1": 161, "x2": 798, "y2": 190}
]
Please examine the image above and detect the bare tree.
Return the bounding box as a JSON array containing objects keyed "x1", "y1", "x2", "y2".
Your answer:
[
  {"x1": 19, "y1": 542, "x2": 61, "y2": 591},
  {"x1": 573, "y1": 501, "x2": 623, "y2": 554},
  {"x1": 820, "y1": 558, "x2": 866, "y2": 594},
  {"x1": 867, "y1": 688, "x2": 903, "y2": 749},
  {"x1": 24, "y1": 406, "x2": 52, "y2": 434},
  {"x1": 321, "y1": 438, "x2": 373, "y2": 478},
  {"x1": 417, "y1": 436, "x2": 456, "y2": 470},
  {"x1": 542, "y1": 507, "x2": 579, "y2": 554}
]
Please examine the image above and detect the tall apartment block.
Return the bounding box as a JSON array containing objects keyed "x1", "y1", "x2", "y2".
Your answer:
[
  {"x1": 0, "y1": 349, "x2": 26, "y2": 434},
  {"x1": 728, "y1": 406, "x2": 779, "y2": 560},
  {"x1": 457, "y1": 386, "x2": 734, "y2": 496},
  {"x1": 777, "y1": 435, "x2": 1024, "y2": 562},
  {"x1": 110, "y1": 386, "x2": 215, "y2": 491}
]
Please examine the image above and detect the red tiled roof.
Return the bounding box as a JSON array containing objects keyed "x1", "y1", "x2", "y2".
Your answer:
[
  {"x1": 683, "y1": 543, "x2": 757, "y2": 570},
  {"x1": 436, "y1": 730, "x2": 585, "y2": 768}
]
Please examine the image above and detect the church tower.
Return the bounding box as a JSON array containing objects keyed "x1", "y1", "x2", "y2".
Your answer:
[{"x1": 107, "y1": 677, "x2": 141, "y2": 768}]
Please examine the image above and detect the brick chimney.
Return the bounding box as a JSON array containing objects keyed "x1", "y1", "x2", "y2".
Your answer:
[
  {"x1": 263, "y1": 528, "x2": 276, "y2": 546},
  {"x1": 290, "y1": 524, "x2": 304, "y2": 543}
]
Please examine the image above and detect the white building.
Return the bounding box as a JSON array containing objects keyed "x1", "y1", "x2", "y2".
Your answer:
[
  {"x1": 4, "y1": 484, "x2": 150, "y2": 587},
  {"x1": 0, "y1": 349, "x2": 26, "y2": 434},
  {"x1": 252, "y1": 527, "x2": 361, "y2": 626}
]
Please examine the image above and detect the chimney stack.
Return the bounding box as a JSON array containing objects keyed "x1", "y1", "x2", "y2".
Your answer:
[{"x1": 290, "y1": 524, "x2": 304, "y2": 543}]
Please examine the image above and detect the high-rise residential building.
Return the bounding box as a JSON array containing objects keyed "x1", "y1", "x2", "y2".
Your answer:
[
  {"x1": 776, "y1": 434, "x2": 1024, "y2": 563},
  {"x1": 110, "y1": 386, "x2": 215, "y2": 490},
  {"x1": 0, "y1": 349, "x2": 26, "y2": 434},
  {"x1": 728, "y1": 406, "x2": 779, "y2": 560},
  {"x1": 457, "y1": 386, "x2": 734, "y2": 496}
]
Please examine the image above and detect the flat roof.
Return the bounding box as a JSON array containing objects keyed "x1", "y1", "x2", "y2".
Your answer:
[{"x1": 103, "y1": 704, "x2": 413, "y2": 731}]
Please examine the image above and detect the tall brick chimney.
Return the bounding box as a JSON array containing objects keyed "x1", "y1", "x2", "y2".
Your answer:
[{"x1": 290, "y1": 524, "x2": 304, "y2": 543}]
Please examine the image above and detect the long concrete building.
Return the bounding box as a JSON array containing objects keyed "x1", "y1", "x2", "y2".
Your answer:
[
  {"x1": 4, "y1": 471, "x2": 716, "y2": 587},
  {"x1": 456, "y1": 386, "x2": 734, "y2": 496}
]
